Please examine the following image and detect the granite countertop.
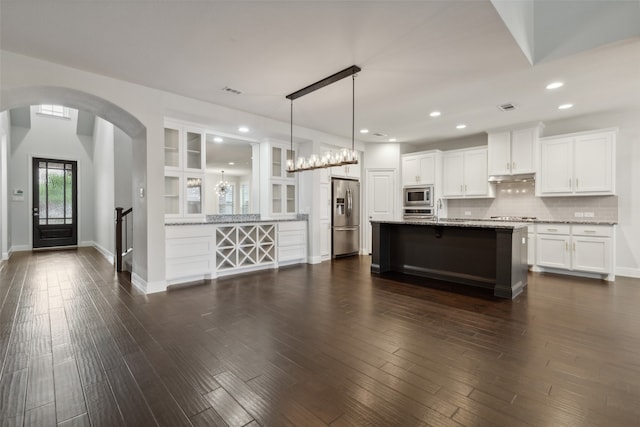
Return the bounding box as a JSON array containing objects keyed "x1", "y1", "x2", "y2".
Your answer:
[
  {"x1": 166, "y1": 214, "x2": 308, "y2": 226},
  {"x1": 371, "y1": 219, "x2": 529, "y2": 230},
  {"x1": 446, "y1": 217, "x2": 617, "y2": 225}
]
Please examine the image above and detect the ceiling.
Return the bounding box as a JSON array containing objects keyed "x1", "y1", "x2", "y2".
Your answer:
[{"x1": 1, "y1": 1, "x2": 639, "y2": 146}]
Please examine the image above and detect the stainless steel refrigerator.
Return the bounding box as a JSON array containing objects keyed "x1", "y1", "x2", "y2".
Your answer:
[{"x1": 332, "y1": 178, "x2": 360, "y2": 257}]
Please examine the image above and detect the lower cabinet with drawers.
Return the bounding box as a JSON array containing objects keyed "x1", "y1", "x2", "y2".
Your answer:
[
  {"x1": 165, "y1": 220, "x2": 308, "y2": 286},
  {"x1": 533, "y1": 223, "x2": 614, "y2": 281},
  {"x1": 277, "y1": 221, "x2": 308, "y2": 265}
]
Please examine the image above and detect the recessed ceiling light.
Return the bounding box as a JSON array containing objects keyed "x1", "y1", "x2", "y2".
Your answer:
[
  {"x1": 546, "y1": 82, "x2": 564, "y2": 90},
  {"x1": 456, "y1": 124, "x2": 467, "y2": 129},
  {"x1": 360, "y1": 129, "x2": 369, "y2": 134},
  {"x1": 389, "y1": 138, "x2": 397, "y2": 142},
  {"x1": 213, "y1": 137, "x2": 223, "y2": 143},
  {"x1": 228, "y1": 162, "x2": 235, "y2": 166},
  {"x1": 238, "y1": 126, "x2": 249, "y2": 133},
  {"x1": 558, "y1": 103, "x2": 573, "y2": 110},
  {"x1": 429, "y1": 111, "x2": 441, "y2": 117}
]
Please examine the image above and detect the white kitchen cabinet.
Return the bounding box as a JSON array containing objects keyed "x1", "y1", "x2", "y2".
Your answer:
[
  {"x1": 277, "y1": 221, "x2": 307, "y2": 265},
  {"x1": 536, "y1": 225, "x2": 572, "y2": 269},
  {"x1": 538, "y1": 129, "x2": 615, "y2": 196},
  {"x1": 535, "y1": 223, "x2": 614, "y2": 280},
  {"x1": 443, "y1": 147, "x2": 492, "y2": 198},
  {"x1": 527, "y1": 224, "x2": 535, "y2": 266},
  {"x1": 260, "y1": 140, "x2": 298, "y2": 218},
  {"x1": 330, "y1": 160, "x2": 361, "y2": 179},
  {"x1": 401, "y1": 151, "x2": 438, "y2": 186},
  {"x1": 488, "y1": 125, "x2": 540, "y2": 176},
  {"x1": 164, "y1": 121, "x2": 206, "y2": 220},
  {"x1": 165, "y1": 225, "x2": 215, "y2": 285},
  {"x1": 163, "y1": 172, "x2": 205, "y2": 219}
]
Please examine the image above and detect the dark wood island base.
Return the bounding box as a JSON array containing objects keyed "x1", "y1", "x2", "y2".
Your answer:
[{"x1": 371, "y1": 220, "x2": 529, "y2": 299}]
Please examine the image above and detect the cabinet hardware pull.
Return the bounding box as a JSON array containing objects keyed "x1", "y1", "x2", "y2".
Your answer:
[
  {"x1": 576, "y1": 178, "x2": 579, "y2": 188},
  {"x1": 507, "y1": 162, "x2": 510, "y2": 170},
  {"x1": 573, "y1": 242, "x2": 576, "y2": 251},
  {"x1": 547, "y1": 228, "x2": 558, "y2": 232},
  {"x1": 465, "y1": 184, "x2": 467, "y2": 192},
  {"x1": 569, "y1": 178, "x2": 572, "y2": 188},
  {"x1": 460, "y1": 185, "x2": 463, "y2": 192},
  {"x1": 584, "y1": 230, "x2": 596, "y2": 233},
  {"x1": 565, "y1": 242, "x2": 569, "y2": 251},
  {"x1": 513, "y1": 162, "x2": 516, "y2": 169}
]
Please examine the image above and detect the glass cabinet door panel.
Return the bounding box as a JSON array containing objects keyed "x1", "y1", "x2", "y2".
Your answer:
[
  {"x1": 164, "y1": 128, "x2": 180, "y2": 168},
  {"x1": 186, "y1": 131, "x2": 202, "y2": 170},
  {"x1": 286, "y1": 184, "x2": 296, "y2": 213},
  {"x1": 272, "y1": 183, "x2": 282, "y2": 213},
  {"x1": 186, "y1": 176, "x2": 203, "y2": 214},
  {"x1": 164, "y1": 176, "x2": 180, "y2": 215},
  {"x1": 272, "y1": 147, "x2": 282, "y2": 177}
]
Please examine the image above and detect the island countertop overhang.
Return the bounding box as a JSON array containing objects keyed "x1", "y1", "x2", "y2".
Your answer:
[{"x1": 369, "y1": 219, "x2": 529, "y2": 230}]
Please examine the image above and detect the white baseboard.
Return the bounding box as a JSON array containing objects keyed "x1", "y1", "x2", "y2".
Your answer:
[
  {"x1": 131, "y1": 272, "x2": 167, "y2": 294},
  {"x1": 307, "y1": 255, "x2": 322, "y2": 264},
  {"x1": 10, "y1": 245, "x2": 30, "y2": 252},
  {"x1": 616, "y1": 267, "x2": 640, "y2": 279},
  {"x1": 91, "y1": 241, "x2": 114, "y2": 264},
  {"x1": 1, "y1": 250, "x2": 9, "y2": 261}
]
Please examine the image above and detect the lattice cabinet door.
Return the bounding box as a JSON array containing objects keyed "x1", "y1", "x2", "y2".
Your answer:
[
  {"x1": 216, "y1": 226, "x2": 237, "y2": 270},
  {"x1": 257, "y1": 224, "x2": 276, "y2": 264},
  {"x1": 237, "y1": 225, "x2": 258, "y2": 267}
]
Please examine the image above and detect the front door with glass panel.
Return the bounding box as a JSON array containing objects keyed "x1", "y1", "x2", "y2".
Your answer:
[{"x1": 32, "y1": 158, "x2": 78, "y2": 248}]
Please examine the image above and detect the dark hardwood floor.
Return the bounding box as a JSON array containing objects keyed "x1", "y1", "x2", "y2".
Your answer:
[{"x1": 1, "y1": 248, "x2": 640, "y2": 426}]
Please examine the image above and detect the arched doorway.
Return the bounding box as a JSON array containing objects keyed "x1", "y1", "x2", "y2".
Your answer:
[{"x1": 0, "y1": 86, "x2": 149, "y2": 286}]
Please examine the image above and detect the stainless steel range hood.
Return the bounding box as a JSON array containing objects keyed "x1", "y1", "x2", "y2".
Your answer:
[{"x1": 488, "y1": 172, "x2": 535, "y2": 183}]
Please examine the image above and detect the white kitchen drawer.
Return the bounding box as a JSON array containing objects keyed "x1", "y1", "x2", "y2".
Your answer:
[
  {"x1": 572, "y1": 225, "x2": 612, "y2": 237},
  {"x1": 166, "y1": 256, "x2": 213, "y2": 280},
  {"x1": 166, "y1": 224, "x2": 214, "y2": 239},
  {"x1": 278, "y1": 245, "x2": 306, "y2": 262},
  {"x1": 166, "y1": 236, "x2": 213, "y2": 258},
  {"x1": 278, "y1": 230, "x2": 306, "y2": 247},
  {"x1": 536, "y1": 224, "x2": 571, "y2": 235},
  {"x1": 278, "y1": 221, "x2": 306, "y2": 232}
]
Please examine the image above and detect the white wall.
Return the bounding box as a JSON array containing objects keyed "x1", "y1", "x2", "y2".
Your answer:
[
  {"x1": 9, "y1": 107, "x2": 95, "y2": 250},
  {"x1": 1, "y1": 50, "x2": 362, "y2": 291},
  {"x1": 542, "y1": 109, "x2": 640, "y2": 278},
  {"x1": 114, "y1": 127, "x2": 133, "y2": 210},
  {"x1": 0, "y1": 111, "x2": 9, "y2": 259},
  {"x1": 92, "y1": 117, "x2": 115, "y2": 261}
]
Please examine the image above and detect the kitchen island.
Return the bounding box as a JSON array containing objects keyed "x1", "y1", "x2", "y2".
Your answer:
[{"x1": 370, "y1": 219, "x2": 529, "y2": 299}]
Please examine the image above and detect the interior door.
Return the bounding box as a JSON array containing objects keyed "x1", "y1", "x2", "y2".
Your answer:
[
  {"x1": 365, "y1": 169, "x2": 395, "y2": 253},
  {"x1": 32, "y1": 157, "x2": 78, "y2": 248}
]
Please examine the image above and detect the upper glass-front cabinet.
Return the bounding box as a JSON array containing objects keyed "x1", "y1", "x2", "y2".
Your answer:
[
  {"x1": 164, "y1": 128, "x2": 180, "y2": 169},
  {"x1": 271, "y1": 146, "x2": 296, "y2": 178},
  {"x1": 163, "y1": 124, "x2": 205, "y2": 172},
  {"x1": 186, "y1": 131, "x2": 204, "y2": 170},
  {"x1": 164, "y1": 121, "x2": 206, "y2": 219}
]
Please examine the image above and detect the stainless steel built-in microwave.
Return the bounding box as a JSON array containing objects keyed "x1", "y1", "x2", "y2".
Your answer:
[{"x1": 403, "y1": 185, "x2": 433, "y2": 207}]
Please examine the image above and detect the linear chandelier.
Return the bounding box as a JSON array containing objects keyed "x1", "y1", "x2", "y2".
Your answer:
[{"x1": 286, "y1": 65, "x2": 361, "y2": 172}]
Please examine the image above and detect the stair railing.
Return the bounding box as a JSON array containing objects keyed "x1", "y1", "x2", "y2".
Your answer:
[{"x1": 115, "y1": 207, "x2": 133, "y2": 272}]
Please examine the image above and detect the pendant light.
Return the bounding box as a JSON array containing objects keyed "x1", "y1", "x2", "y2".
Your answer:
[
  {"x1": 285, "y1": 65, "x2": 361, "y2": 172},
  {"x1": 215, "y1": 170, "x2": 230, "y2": 197}
]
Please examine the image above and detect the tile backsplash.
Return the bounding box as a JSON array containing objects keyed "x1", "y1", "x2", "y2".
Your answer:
[{"x1": 446, "y1": 181, "x2": 618, "y2": 221}]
